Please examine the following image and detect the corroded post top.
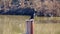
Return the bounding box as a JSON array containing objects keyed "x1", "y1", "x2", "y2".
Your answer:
[
  {"x1": 26, "y1": 19, "x2": 34, "y2": 25},
  {"x1": 26, "y1": 19, "x2": 34, "y2": 21}
]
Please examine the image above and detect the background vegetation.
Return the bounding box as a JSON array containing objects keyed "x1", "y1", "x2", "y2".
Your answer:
[{"x1": 0, "y1": 0, "x2": 60, "y2": 16}]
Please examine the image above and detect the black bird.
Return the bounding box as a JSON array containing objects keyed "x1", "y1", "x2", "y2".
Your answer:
[
  {"x1": 29, "y1": 8, "x2": 36, "y2": 19},
  {"x1": 30, "y1": 13, "x2": 34, "y2": 19}
]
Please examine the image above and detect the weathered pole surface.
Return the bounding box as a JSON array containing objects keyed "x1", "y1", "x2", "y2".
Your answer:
[{"x1": 26, "y1": 19, "x2": 34, "y2": 34}]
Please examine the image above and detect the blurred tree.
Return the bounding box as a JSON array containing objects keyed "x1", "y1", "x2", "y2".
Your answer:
[
  {"x1": 41, "y1": 0, "x2": 44, "y2": 2},
  {"x1": 12, "y1": 0, "x2": 19, "y2": 5},
  {"x1": 25, "y1": 0, "x2": 29, "y2": 1}
]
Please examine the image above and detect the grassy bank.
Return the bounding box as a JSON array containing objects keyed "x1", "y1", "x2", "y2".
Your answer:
[
  {"x1": 0, "y1": 15, "x2": 29, "y2": 34},
  {"x1": 34, "y1": 23, "x2": 60, "y2": 34},
  {"x1": 34, "y1": 16, "x2": 60, "y2": 34},
  {"x1": 0, "y1": 15, "x2": 60, "y2": 34}
]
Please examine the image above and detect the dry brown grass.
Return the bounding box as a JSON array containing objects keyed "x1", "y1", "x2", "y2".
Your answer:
[
  {"x1": 34, "y1": 23, "x2": 60, "y2": 34},
  {"x1": 0, "y1": 15, "x2": 60, "y2": 34},
  {"x1": 0, "y1": 15, "x2": 29, "y2": 34},
  {"x1": 34, "y1": 16, "x2": 60, "y2": 34}
]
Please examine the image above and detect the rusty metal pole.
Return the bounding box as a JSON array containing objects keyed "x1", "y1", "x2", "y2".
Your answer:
[{"x1": 26, "y1": 19, "x2": 34, "y2": 34}]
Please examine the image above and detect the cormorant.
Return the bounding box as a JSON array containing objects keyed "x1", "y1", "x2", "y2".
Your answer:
[{"x1": 30, "y1": 8, "x2": 37, "y2": 19}]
